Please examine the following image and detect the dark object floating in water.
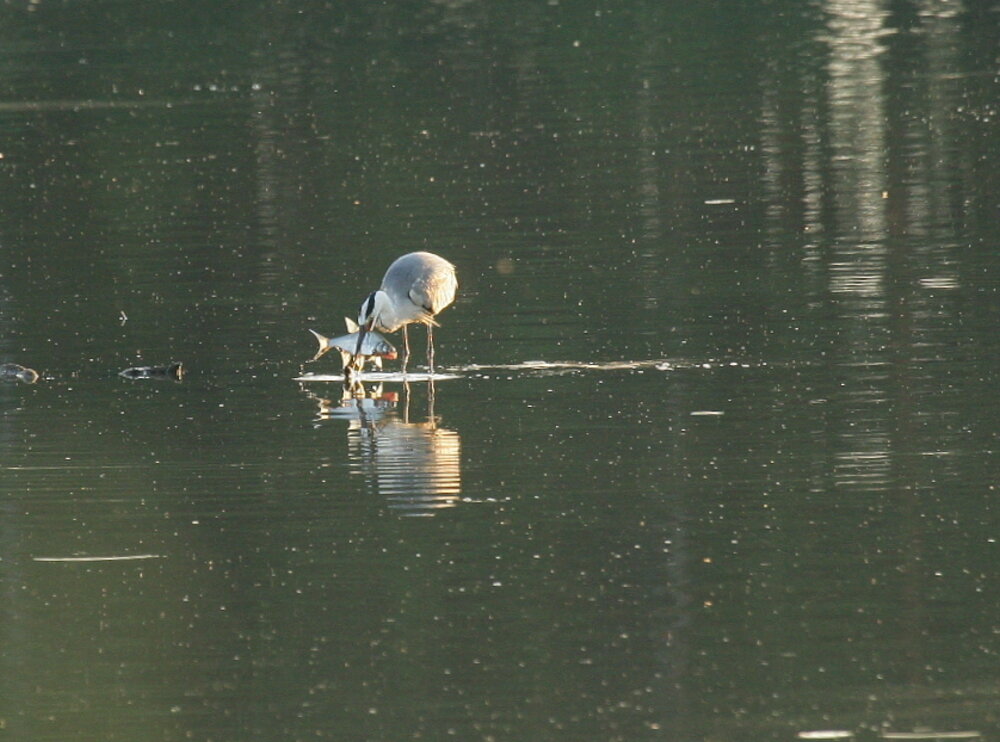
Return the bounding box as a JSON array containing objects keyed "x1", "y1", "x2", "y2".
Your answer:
[
  {"x1": 119, "y1": 362, "x2": 184, "y2": 381},
  {"x1": 0, "y1": 363, "x2": 39, "y2": 384}
]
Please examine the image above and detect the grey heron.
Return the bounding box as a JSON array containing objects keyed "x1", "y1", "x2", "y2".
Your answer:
[{"x1": 352, "y1": 251, "x2": 457, "y2": 375}]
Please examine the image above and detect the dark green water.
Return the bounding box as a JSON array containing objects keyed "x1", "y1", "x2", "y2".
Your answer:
[{"x1": 0, "y1": 2, "x2": 998, "y2": 740}]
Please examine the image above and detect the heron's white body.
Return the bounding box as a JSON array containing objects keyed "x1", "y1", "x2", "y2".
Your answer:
[
  {"x1": 365, "y1": 252, "x2": 457, "y2": 332},
  {"x1": 355, "y1": 252, "x2": 457, "y2": 374}
]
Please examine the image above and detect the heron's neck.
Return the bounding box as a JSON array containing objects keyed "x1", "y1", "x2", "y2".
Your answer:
[{"x1": 374, "y1": 300, "x2": 402, "y2": 333}]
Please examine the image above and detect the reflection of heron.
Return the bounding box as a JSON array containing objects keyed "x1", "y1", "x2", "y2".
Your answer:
[
  {"x1": 357, "y1": 380, "x2": 461, "y2": 515},
  {"x1": 352, "y1": 252, "x2": 457, "y2": 375},
  {"x1": 363, "y1": 419, "x2": 461, "y2": 515},
  {"x1": 305, "y1": 380, "x2": 461, "y2": 515}
]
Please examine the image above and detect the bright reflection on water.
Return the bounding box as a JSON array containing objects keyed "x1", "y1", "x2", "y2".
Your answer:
[
  {"x1": 306, "y1": 382, "x2": 463, "y2": 515},
  {"x1": 0, "y1": 1, "x2": 998, "y2": 741}
]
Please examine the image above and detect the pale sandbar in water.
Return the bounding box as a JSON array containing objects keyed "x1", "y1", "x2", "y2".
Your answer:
[
  {"x1": 33, "y1": 554, "x2": 163, "y2": 562},
  {"x1": 297, "y1": 372, "x2": 460, "y2": 383}
]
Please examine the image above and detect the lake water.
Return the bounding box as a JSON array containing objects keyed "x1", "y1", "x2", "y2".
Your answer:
[{"x1": 0, "y1": 2, "x2": 998, "y2": 740}]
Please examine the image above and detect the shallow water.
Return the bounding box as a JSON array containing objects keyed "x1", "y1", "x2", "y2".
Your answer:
[{"x1": 1, "y1": 2, "x2": 998, "y2": 740}]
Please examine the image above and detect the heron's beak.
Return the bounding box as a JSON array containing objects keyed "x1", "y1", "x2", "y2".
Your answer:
[{"x1": 351, "y1": 319, "x2": 373, "y2": 368}]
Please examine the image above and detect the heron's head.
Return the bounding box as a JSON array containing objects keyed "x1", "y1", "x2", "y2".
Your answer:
[
  {"x1": 352, "y1": 290, "x2": 390, "y2": 366},
  {"x1": 357, "y1": 290, "x2": 389, "y2": 332}
]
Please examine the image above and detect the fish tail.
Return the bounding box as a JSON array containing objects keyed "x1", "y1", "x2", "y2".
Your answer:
[{"x1": 308, "y1": 329, "x2": 331, "y2": 360}]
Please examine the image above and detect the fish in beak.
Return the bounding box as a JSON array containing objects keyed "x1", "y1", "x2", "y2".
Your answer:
[
  {"x1": 351, "y1": 316, "x2": 376, "y2": 370},
  {"x1": 309, "y1": 319, "x2": 396, "y2": 369}
]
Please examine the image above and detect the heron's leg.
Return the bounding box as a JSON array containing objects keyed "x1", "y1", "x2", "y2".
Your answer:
[
  {"x1": 401, "y1": 325, "x2": 410, "y2": 376},
  {"x1": 426, "y1": 324, "x2": 435, "y2": 376},
  {"x1": 428, "y1": 376, "x2": 436, "y2": 421}
]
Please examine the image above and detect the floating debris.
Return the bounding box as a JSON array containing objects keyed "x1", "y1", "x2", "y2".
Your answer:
[
  {"x1": 0, "y1": 362, "x2": 39, "y2": 384},
  {"x1": 797, "y1": 733, "x2": 854, "y2": 741},
  {"x1": 119, "y1": 362, "x2": 184, "y2": 381}
]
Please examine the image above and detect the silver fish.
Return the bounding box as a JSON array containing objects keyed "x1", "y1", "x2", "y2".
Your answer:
[{"x1": 309, "y1": 318, "x2": 397, "y2": 369}]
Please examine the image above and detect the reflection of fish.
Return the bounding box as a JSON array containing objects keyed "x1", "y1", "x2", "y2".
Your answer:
[
  {"x1": 0, "y1": 363, "x2": 39, "y2": 384},
  {"x1": 119, "y1": 362, "x2": 184, "y2": 381},
  {"x1": 306, "y1": 384, "x2": 398, "y2": 422},
  {"x1": 309, "y1": 318, "x2": 397, "y2": 369}
]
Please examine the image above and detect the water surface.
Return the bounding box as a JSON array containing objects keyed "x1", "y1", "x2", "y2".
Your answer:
[{"x1": 0, "y1": 2, "x2": 998, "y2": 740}]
